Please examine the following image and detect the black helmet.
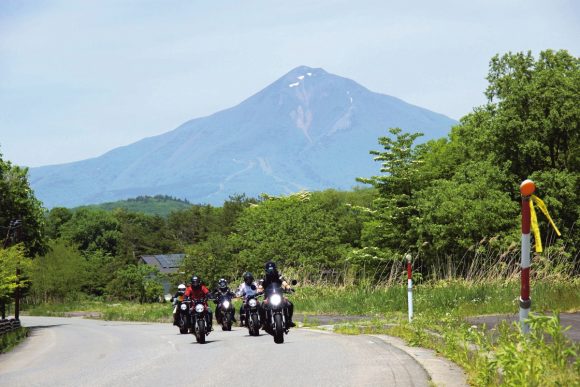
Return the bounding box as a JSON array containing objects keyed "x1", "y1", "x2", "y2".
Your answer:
[
  {"x1": 217, "y1": 278, "x2": 228, "y2": 291},
  {"x1": 265, "y1": 261, "x2": 277, "y2": 275},
  {"x1": 191, "y1": 276, "x2": 201, "y2": 289},
  {"x1": 243, "y1": 272, "x2": 254, "y2": 285}
]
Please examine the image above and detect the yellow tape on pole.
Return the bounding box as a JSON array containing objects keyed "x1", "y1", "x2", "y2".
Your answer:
[
  {"x1": 529, "y1": 200, "x2": 542, "y2": 253},
  {"x1": 531, "y1": 195, "x2": 562, "y2": 237}
]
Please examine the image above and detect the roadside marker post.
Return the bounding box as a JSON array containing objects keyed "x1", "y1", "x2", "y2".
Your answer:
[
  {"x1": 519, "y1": 180, "x2": 534, "y2": 334},
  {"x1": 519, "y1": 179, "x2": 561, "y2": 333},
  {"x1": 406, "y1": 254, "x2": 413, "y2": 322}
]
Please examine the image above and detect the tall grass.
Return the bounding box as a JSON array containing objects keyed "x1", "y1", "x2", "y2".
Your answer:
[{"x1": 0, "y1": 327, "x2": 29, "y2": 353}]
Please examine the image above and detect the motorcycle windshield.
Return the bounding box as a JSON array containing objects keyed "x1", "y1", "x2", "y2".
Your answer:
[{"x1": 264, "y1": 283, "x2": 284, "y2": 298}]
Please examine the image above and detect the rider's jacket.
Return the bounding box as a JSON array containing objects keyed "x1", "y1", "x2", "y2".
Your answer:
[
  {"x1": 172, "y1": 293, "x2": 185, "y2": 305},
  {"x1": 261, "y1": 272, "x2": 290, "y2": 291},
  {"x1": 213, "y1": 288, "x2": 235, "y2": 301},
  {"x1": 184, "y1": 285, "x2": 210, "y2": 306},
  {"x1": 236, "y1": 282, "x2": 259, "y2": 298}
]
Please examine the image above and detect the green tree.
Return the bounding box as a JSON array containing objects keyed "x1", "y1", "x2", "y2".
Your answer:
[
  {"x1": 45, "y1": 207, "x2": 73, "y2": 239},
  {"x1": 484, "y1": 50, "x2": 579, "y2": 175},
  {"x1": 106, "y1": 264, "x2": 164, "y2": 303},
  {"x1": 0, "y1": 245, "x2": 32, "y2": 306},
  {"x1": 181, "y1": 233, "x2": 234, "y2": 287},
  {"x1": 0, "y1": 153, "x2": 47, "y2": 256},
  {"x1": 60, "y1": 208, "x2": 121, "y2": 255},
  {"x1": 230, "y1": 192, "x2": 347, "y2": 277},
  {"x1": 412, "y1": 161, "x2": 519, "y2": 259},
  {"x1": 114, "y1": 209, "x2": 176, "y2": 262},
  {"x1": 357, "y1": 128, "x2": 424, "y2": 252},
  {"x1": 167, "y1": 205, "x2": 220, "y2": 247},
  {"x1": 28, "y1": 240, "x2": 86, "y2": 303}
]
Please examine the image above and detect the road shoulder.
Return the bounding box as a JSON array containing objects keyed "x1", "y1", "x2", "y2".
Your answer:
[{"x1": 302, "y1": 326, "x2": 467, "y2": 387}]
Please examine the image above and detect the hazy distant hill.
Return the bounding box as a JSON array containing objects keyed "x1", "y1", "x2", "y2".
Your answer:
[
  {"x1": 29, "y1": 66, "x2": 457, "y2": 208},
  {"x1": 75, "y1": 195, "x2": 193, "y2": 217}
]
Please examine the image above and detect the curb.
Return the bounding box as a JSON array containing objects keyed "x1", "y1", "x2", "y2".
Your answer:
[{"x1": 369, "y1": 334, "x2": 468, "y2": 387}]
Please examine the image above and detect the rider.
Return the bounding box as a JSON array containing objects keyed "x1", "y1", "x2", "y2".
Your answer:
[
  {"x1": 260, "y1": 261, "x2": 295, "y2": 327},
  {"x1": 236, "y1": 272, "x2": 259, "y2": 327},
  {"x1": 184, "y1": 275, "x2": 213, "y2": 331},
  {"x1": 172, "y1": 283, "x2": 187, "y2": 326},
  {"x1": 212, "y1": 278, "x2": 236, "y2": 324}
]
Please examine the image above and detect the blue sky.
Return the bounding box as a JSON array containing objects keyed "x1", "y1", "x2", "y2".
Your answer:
[{"x1": 1, "y1": 0, "x2": 578, "y2": 167}]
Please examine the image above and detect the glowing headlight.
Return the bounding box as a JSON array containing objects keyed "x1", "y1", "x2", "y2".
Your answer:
[
  {"x1": 270, "y1": 294, "x2": 282, "y2": 306},
  {"x1": 195, "y1": 304, "x2": 205, "y2": 313},
  {"x1": 180, "y1": 304, "x2": 187, "y2": 311},
  {"x1": 248, "y1": 299, "x2": 257, "y2": 307},
  {"x1": 222, "y1": 300, "x2": 230, "y2": 308}
]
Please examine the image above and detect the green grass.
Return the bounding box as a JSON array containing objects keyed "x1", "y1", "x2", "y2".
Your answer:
[
  {"x1": 26, "y1": 300, "x2": 172, "y2": 322},
  {"x1": 293, "y1": 279, "x2": 580, "y2": 318},
  {"x1": 0, "y1": 327, "x2": 29, "y2": 353},
  {"x1": 25, "y1": 298, "x2": 246, "y2": 323},
  {"x1": 318, "y1": 279, "x2": 580, "y2": 386}
]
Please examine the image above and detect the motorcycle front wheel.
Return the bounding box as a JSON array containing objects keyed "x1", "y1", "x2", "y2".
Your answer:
[
  {"x1": 195, "y1": 319, "x2": 206, "y2": 344},
  {"x1": 273, "y1": 314, "x2": 284, "y2": 344},
  {"x1": 250, "y1": 313, "x2": 260, "y2": 336}
]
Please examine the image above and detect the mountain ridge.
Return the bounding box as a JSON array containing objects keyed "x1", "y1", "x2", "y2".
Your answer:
[{"x1": 30, "y1": 66, "x2": 457, "y2": 208}]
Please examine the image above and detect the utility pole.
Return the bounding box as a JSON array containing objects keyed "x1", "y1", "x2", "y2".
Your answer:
[
  {"x1": 12, "y1": 220, "x2": 22, "y2": 320},
  {"x1": 2, "y1": 220, "x2": 22, "y2": 320}
]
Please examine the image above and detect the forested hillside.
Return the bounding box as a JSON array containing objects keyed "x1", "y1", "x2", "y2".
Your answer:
[
  {"x1": 76, "y1": 195, "x2": 193, "y2": 217},
  {"x1": 0, "y1": 50, "x2": 577, "y2": 306}
]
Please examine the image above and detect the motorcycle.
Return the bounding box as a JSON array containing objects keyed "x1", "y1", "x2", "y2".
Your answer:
[
  {"x1": 176, "y1": 299, "x2": 191, "y2": 334},
  {"x1": 262, "y1": 280, "x2": 296, "y2": 344},
  {"x1": 190, "y1": 297, "x2": 211, "y2": 344},
  {"x1": 215, "y1": 292, "x2": 235, "y2": 331},
  {"x1": 243, "y1": 293, "x2": 263, "y2": 336}
]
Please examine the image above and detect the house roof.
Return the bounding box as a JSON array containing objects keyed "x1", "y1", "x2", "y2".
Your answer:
[{"x1": 140, "y1": 254, "x2": 185, "y2": 274}]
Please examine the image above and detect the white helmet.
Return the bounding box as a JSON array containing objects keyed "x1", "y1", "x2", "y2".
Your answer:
[{"x1": 177, "y1": 284, "x2": 186, "y2": 294}]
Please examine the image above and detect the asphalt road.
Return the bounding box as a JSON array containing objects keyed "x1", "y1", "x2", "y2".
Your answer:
[{"x1": 0, "y1": 316, "x2": 429, "y2": 387}]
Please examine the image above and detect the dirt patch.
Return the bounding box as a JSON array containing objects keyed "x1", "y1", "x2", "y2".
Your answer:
[
  {"x1": 295, "y1": 313, "x2": 371, "y2": 326},
  {"x1": 63, "y1": 311, "x2": 102, "y2": 319}
]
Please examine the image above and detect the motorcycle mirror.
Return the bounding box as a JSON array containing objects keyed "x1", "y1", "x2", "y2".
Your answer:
[{"x1": 291, "y1": 279, "x2": 297, "y2": 286}]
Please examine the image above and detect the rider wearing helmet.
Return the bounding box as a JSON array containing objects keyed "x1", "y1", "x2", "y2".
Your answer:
[
  {"x1": 172, "y1": 283, "x2": 187, "y2": 326},
  {"x1": 184, "y1": 276, "x2": 213, "y2": 331},
  {"x1": 260, "y1": 261, "x2": 295, "y2": 327},
  {"x1": 212, "y1": 278, "x2": 236, "y2": 324},
  {"x1": 236, "y1": 272, "x2": 259, "y2": 327}
]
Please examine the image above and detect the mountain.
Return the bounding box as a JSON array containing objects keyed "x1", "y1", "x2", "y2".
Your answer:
[{"x1": 29, "y1": 66, "x2": 457, "y2": 208}]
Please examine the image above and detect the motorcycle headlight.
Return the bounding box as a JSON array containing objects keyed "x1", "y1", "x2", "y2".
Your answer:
[
  {"x1": 195, "y1": 304, "x2": 205, "y2": 313},
  {"x1": 270, "y1": 294, "x2": 282, "y2": 306},
  {"x1": 248, "y1": 299, "x2": 257, "y2": 307},
  {"x1": 180, "y1": 304, "x2": 187, "y2": 311},
  {"x1": 222, "y1": 300, "x2": 230, "y2": 308}
]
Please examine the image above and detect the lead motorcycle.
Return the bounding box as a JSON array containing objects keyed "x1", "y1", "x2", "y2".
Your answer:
[
  {"x1": 215, "y1": 292, "x2": 235, "y2": 331},
  {"x1": 176, "y1": 299, "x2": 191, "y2": 334},
  {"x1": 262, "y1": 280, "x2": 296, "y2": 344},
  {"x1": 190, "y1": 297, "x2": 212, "y2": 344}
]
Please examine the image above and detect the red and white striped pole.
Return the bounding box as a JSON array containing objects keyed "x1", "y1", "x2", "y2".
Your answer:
[
  {"x1": 406, "y1": 254, "x2": 413, "y2": 322},
  {"x1": 519, "y1": 179, "x2": 535, "y2": 333}
]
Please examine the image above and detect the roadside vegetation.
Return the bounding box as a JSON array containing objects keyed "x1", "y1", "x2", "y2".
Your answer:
[
  {"x1": 0, "y1": 327, "x2": 29, "y2": 354},
  {"x1": 0, "y1": 49, "x2": 578, "y2": 384}
]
